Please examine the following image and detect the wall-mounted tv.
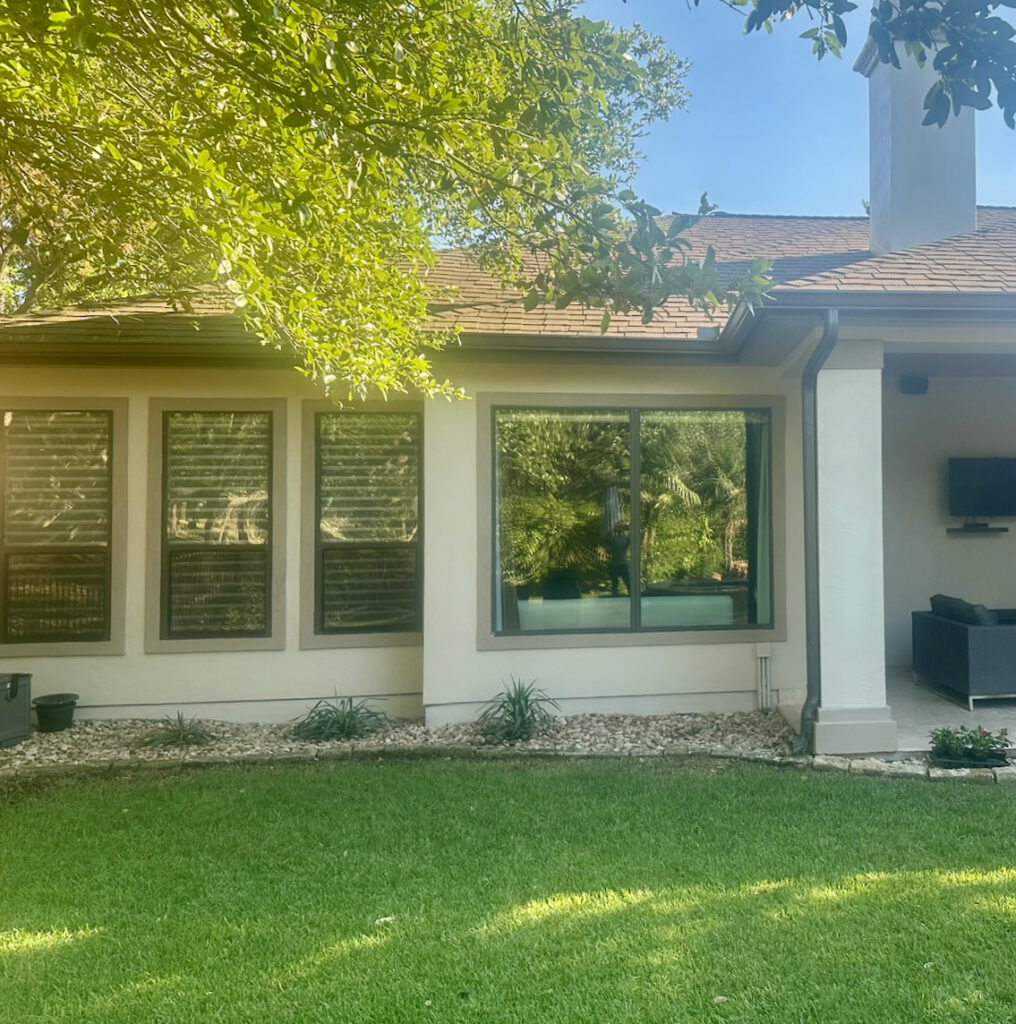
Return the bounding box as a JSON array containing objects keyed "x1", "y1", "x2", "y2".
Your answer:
[{"x1": 948, "y1": 458, "x2": 1016, "y2": 517}]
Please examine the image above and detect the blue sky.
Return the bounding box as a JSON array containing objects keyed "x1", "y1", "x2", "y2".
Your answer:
[{"x1": 579, "y1": 0, "x2": 1015, "y2": 216}]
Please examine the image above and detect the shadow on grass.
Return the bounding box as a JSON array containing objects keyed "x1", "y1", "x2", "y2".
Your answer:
[{"x1": 3, "y1": 760, "x2": 1016, "y2": 1023}]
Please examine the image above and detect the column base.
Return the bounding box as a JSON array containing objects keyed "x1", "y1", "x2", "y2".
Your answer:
[{"x1": 812, "y1": 705, "x2": 898, "y2": 755}]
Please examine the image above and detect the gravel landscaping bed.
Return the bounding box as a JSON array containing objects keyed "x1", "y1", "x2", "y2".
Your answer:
[
  {"x1": 13, "y1": 712, "x2": 1000, "y2": 782},
  {"x1": 0, "y1": 709, "x2": 796, "y2": 770}
]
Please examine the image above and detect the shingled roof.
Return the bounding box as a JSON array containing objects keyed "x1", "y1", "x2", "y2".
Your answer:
[
  {"x1": 0, "y1": 287, "x2": 290, "y2": 366},
  {"x1": 425, "y1": 206, "x2": 1016, "y2": 340},
  {"x1": 2, "y1": 207, "x2": 1014, "y2": 355}
]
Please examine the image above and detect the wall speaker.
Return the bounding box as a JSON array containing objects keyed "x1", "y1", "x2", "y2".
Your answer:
[{"x1": 898, "y1": 374, "x2": 928, "y2": 395}]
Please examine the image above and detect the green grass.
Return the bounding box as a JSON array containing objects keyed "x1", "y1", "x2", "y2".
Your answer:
[{"x1": 3, "y1": 759, "x2": 1016, "y2": 1023}]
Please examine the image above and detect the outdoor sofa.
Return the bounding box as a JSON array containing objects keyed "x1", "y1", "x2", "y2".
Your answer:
[{"x1": 912, "y1": 594, "x2": 1016, "y2": 710}]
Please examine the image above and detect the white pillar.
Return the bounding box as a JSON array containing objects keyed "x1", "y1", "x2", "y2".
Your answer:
[{"x1": 813, "y1": 343, "x2": 897, "y2": 753}]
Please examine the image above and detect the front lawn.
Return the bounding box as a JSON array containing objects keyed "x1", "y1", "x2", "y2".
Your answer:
[{"x1": 2, "y1": 759, "x2": 1016, "y2": 1023}]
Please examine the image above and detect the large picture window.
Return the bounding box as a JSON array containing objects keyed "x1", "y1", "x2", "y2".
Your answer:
[
  {"x1": 160, "y1": 410, "x2": 274, "y2": 639},
  {"x1": 0, "y1": 409, "x2": 114, "y2": 643},
  {"x1": 493, "y1": 406, "x2": 773, "y2": 635},
  {"x1": 314, "y1": 411, "x2": 421, "y2": 634}
]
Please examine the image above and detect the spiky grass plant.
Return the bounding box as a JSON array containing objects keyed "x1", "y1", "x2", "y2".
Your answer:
[
  {"x1": 138, "y1": 712, "x2": 214, "y2": 748},
  {"x1": 477, "y1": 677, "x2": 559, "y2": 742},
  {"x1": 291, "y1": 697, "x2": 386, "y2": 742}
]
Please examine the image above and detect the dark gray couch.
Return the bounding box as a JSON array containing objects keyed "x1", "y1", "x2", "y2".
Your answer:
[{"x1": 912, "y1": 608, "x2": 1016, "y2": 710}]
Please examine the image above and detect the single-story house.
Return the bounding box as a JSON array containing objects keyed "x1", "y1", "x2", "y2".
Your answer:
[{"x1": 1, "y1": 45, "x2": 1014, "y2": 754}]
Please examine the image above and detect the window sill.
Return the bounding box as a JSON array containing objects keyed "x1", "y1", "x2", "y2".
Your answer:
[
  {"x1": 299, "y1": 630, "x2": 423, "y2": 651},
  {"x1": 477, "y1": 624, "x2": 782, "y2": 651},
  {"x1": 144, "y1": 634, "x2": 285, "y2": 655},
  {"x1": 0, "y1": 639, "x2": 126, "y2": 658}
]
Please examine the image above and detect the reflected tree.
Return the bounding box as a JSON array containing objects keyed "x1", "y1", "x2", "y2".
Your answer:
[{"x1": 495, "y1": 408, "x2": 754, "y2": 596}]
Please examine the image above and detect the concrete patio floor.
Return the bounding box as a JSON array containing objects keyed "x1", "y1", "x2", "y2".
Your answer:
[{"x1": 888, "y1": 665, "x2": 1016, "y2": 752}]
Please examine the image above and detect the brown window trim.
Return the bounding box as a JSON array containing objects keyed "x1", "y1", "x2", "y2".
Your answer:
[
  {"x1": 146, "y1": 398, "x2": 286, "y2": 654},
  {"x1": 476, "y1": 391, "x2": 788, "y2": 651},
  {"x1": 0, "y1": 398, "x2": 127, "y2": 657},
  {"x1": 300, "y1": 400, "x2": 423, "y2": 650}
]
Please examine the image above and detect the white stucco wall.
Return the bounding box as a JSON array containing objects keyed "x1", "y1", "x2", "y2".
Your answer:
[
  {"x1": 421, "y1": 357, "x2": 807, "y2": 725},
  {"x1": 883, "y1": 374, "x2": 1016, "y2": 667},
  {"x1": 0, "y1": 366, "x2": 422, "y2": 722}
]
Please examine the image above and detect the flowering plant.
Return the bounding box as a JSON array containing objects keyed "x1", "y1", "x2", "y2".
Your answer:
[{"x1": 930, "y1": 725, "x2": 1009, "y2": 761}]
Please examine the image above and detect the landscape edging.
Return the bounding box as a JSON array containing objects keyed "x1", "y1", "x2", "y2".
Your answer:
[{"x1": 3, "y1": 743, "x2": 1013, "y2": 786}]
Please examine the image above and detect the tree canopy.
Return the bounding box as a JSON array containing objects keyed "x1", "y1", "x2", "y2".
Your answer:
[
  {"x1": 1, "y1": 0, "x2": 1013, "y2": 398},
  {"x1": 732, "y1": 0, "x2": 1016, "y2": 127}
]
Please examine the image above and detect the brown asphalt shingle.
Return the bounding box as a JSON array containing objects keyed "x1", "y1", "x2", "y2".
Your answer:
[
  {"x1": 3, "y1": 209, "x2": 1014, "y2": 343},
  {"x1": 0, "y1": 287, "x2": 234, "y2": 328},
  {"x1": 425, "y1": 207, "x2": 1016, "y2": 338}
]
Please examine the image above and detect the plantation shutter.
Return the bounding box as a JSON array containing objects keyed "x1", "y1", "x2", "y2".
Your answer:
[
  {"x1": 316, "y1": 412, "x2": 421, "y2": 633},
  {"x1": 1, "y1": 410, "x2": 113, "y2": 642},
  {"x1": 162, "y1": 411, "x2": 272, "y2": 638}
]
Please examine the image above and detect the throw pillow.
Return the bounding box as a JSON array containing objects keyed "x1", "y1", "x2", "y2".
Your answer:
[{"x1": 930, "y1": 593, "x2": 998, "y2": 626}]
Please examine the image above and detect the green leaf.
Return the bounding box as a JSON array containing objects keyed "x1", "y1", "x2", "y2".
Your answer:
[{"x1": 2, "y1": 0, "x2": 1007, "y2": 398}]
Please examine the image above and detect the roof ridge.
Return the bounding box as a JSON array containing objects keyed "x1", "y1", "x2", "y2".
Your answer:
[
  {"x1": 691, "y1": 211, "x2": 868, "y2": 222},
  {"x1": 666, "y1": 205, "x2": 1016, "y2": 221}
]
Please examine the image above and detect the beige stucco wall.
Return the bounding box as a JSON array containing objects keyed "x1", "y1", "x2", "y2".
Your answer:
[
  {"x1": 883, "y1": 374, "x2": 1016, "y2": 667},
  {"x1": 0, "y1": 354, "x2": 811, "y2": 725},
  {"x1": 422, "y1": 356, "x2": 808, "y2": 725},
  {"x1": 0, "y1": 366, "x2": 422, "y2": 722}
]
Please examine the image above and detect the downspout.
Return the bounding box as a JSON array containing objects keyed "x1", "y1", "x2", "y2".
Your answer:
[{"x1": 793, "y1": 308, "x2": 839, "y2": 754}]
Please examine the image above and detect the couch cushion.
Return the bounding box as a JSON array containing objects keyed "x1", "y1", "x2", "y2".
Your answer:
[{"x1": 930, "y1": 593, "x2": 998, "y2": 626}]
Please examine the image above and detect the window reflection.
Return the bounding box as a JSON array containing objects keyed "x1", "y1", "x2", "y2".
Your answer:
[
  {"x1": 493, "y1": 406, "x2": 772, "y2": 634},
  {"x1": 495, "y1": 409, "x2": 630, "y2": 632},
  {"x1": 639, "y1": 410, "x2": 771, "y2": 630}
]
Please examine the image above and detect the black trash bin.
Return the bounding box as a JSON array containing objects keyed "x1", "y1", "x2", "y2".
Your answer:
[
  {"x1": 0, "y1": 673, "x2": 31, "y2": 747},
  {"x1": 32, "y1": 693, "x2": 79, "y2": 734}
]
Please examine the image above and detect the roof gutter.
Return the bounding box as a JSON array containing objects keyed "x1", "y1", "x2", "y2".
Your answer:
[
  {"x1": 764, "y1": 288, "x2": 1016, "y2": 325},
  {"x1": 719, "y1": 288, "x2": 1016, "y2": 361},
  {"x1": 794, "y1": 308, "x2": 839, "y2": 754}
]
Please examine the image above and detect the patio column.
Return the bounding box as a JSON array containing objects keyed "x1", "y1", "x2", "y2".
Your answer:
[{"x1": 813, "y1": 342, "x2": 898, "y2": 753}]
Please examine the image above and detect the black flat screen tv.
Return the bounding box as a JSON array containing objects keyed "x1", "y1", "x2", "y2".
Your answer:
[{"x1": 948, "y1": 458, "x2": 1016, "y2": 517}]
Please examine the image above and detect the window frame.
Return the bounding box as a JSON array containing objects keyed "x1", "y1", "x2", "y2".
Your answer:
[
  {"x1": 0, "y1": 397, "x2": 127, "y2": 657},
  {"x1": 146, "y1": 398, "x2": 286, "y2": 653},
  {"x1": 477, "y1": 392, "x2": 787, "y2": 651},
  {"x1": 300, "y1": 400, "x2": 423, "y2": 650}
]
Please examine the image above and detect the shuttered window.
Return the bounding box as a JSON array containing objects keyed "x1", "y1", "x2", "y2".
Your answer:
[
  {"x1": 161, "y1": 411, "x2": 273, "y2": 639},
  {"x1": 1, "y1": 410, "x2": 113, "y2": 643},
  {"x1": 315, "y1": 412, "x2": 421, "y2": 634}
]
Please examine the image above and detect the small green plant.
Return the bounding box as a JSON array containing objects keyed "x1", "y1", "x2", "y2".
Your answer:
[
  {"x1": 291, "y1": 697, "x2": 386, "y2": 742},
  {"x1": 477, "y1": 677, "x2": 559, "y2": 742},
  {"x1": 930, "y1": 725, "x2": 1009, "y2": 759},
  {"x1": 138, "y1": 712, "x2": 214, "y2": 748}
]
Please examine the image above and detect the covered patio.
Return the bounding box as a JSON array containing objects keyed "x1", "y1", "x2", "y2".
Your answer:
[
  {"x1": 888, "y1": 667, "x2": 1016, "y2": 751},
  {"x1": 882, "y1": 353, "x2": 1016, "y2": 753}
]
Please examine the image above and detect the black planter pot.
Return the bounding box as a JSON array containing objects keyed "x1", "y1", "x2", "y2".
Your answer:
[
  {"x1": 930, "y1": 751, "x2": 1009, "y2": 770},
  {"x1": 32, "y1": 693, "x2": 79, "y2": 734}
]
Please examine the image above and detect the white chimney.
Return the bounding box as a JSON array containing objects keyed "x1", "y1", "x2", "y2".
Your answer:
[{"x1": 855, "y1": 38, "x2": 976, "y2": 255}]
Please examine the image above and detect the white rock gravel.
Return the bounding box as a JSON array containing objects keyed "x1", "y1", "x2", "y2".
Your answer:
[{"x1": 0, "y1": 710, "x2": 796, "y2": 771}]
